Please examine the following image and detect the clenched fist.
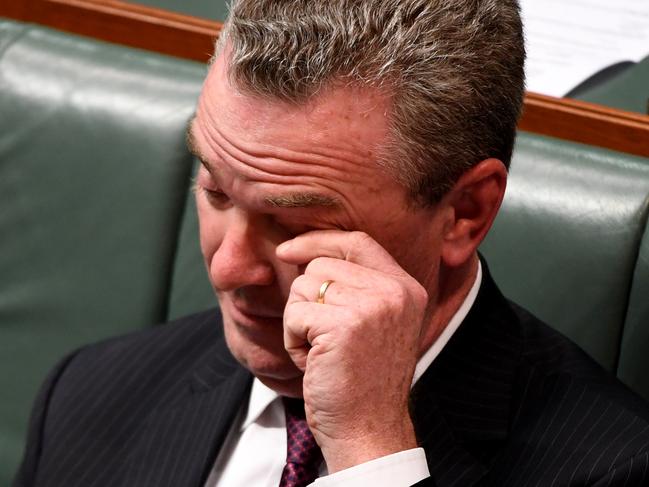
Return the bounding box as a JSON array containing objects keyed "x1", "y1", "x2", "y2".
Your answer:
[{"x1": 277, "y1": 230, "x2": 429, "y2": 472}]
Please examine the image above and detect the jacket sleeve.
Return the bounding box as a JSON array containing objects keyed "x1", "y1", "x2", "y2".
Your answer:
[
  {"x1": 589, "y1": 450, "x2": 649, "y2": 486},
  {"x1": 12, "y1": 350, "x2": 82, "y2": 487}
]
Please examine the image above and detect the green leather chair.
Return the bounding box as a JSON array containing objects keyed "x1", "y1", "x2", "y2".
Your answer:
[
  {"x1": 0, "y1": 18, "x2": 207, "y2": 484},
  {"x1": 572, "y1": 55, "x2": 649, "y2": 116},
  {"x1": 2, "y1": 17, "x2": 649, "y2": 485},
  {"x1": 133, "y1": 0, "x2": 229, "y2": 20},
  {"x1": 618, "y1": 224, "x2": 649, "y2": 400},
  {"x1": 480, "y1": 135, "x2": 649, "y2": 373},
  {"x1": 167, "y1": 161, "x2": 215, "y2": 320}
]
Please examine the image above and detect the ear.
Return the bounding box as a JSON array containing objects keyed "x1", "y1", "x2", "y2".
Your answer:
[{"x1": 440, "y1": 158, "x2": 508, "y2": 267}]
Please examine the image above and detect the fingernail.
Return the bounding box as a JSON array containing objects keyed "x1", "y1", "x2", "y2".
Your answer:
[{"x1": 277, "y1": 240, "x2": 292, "y2": 254}]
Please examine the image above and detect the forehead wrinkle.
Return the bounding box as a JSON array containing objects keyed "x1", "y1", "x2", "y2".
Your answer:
[
  {"x1": 201, "y1": 91, "x2": 378, "y2": 177},
  {"x1": 200, "y1": 62, "x2": 393, "y2": 183},
  {"x1": 203, "y1": 112, "x2": 372, "y2": 188}
]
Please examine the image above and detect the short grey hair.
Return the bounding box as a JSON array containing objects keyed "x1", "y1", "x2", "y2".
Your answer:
[{"x1": 216, "y1": 0, "x2": 525, "y2": 206}]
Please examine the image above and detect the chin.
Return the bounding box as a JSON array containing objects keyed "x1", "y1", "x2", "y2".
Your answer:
[
  {"x1": 257, "y1": 375, "x2": 304, "y2": 398},
  {"x1": 222, "y1": 317, "x2": 304, "y2": 395}
]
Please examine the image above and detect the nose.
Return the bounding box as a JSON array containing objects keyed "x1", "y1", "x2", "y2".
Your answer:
[{"x1": 208, "y1": 213, "x2": 276, "y2": 292}]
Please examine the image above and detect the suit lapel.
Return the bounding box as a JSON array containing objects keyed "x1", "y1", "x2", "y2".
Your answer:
[
  {"x1": 124, "y1": 334, "x2": 253, "y2": 487},
  {"x1": 411, "y1": 260, "x2": 522, "y2": 486}
]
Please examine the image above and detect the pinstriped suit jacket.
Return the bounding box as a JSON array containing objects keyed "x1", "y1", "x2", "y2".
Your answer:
[{"x1": 13, "y1": 264, "x2": 649, "y2": 487}]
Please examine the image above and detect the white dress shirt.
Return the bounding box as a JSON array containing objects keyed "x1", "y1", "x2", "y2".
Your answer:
[{"x1": 205, "y1": 263, "x2": 482, "y2": 487}]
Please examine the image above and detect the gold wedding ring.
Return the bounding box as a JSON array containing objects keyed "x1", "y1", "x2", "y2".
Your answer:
[{"x1": 317, "y1": 280, "x2": 334, "y2": 304}]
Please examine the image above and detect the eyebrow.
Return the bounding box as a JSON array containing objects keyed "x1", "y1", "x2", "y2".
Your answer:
[
  {"x1": 186, "y1": 117, "x2": 340, "y2": 210},
  {"x1": 264, "y1": 193, "x2": 340, "y2": 209}
]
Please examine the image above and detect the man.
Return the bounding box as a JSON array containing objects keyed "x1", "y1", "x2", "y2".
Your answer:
[{"x1": 14, "y1": 0, "x2": 649, "y2": 486}]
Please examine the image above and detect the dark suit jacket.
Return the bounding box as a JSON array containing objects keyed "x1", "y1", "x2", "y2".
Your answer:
[{"x1": 14, "y1": 265, "x2": 649, "y2": 486}]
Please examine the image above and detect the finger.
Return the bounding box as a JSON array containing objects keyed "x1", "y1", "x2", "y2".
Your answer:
[
  {"x1": 283, "y1": 301, "x2": 348, "y2": 370},
  {"x1": 276, "y1": 230, "x2": 404, "y2": 275},
  {"x1": 304, "y1": 256, "x2": 383, "y2": 287},
  {"x1": 286, "y1": 272, "x2": 353, "y2": 307}
]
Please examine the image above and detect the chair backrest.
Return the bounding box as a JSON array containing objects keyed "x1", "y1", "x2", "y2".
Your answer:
[
  {"x1": 481, "y1": 132, "x2": 649, "y2": 374},
  {"x1": 0, "y1": 18, "x2": 205, "y2": 483},
  {"x1": 618, "y1": 224, "x2": 649, "y2": 399},
  {"x1": 573, "y1": 55, "x2": 649, "y2": 115},
  {"x1": 135, "y1": 0, "x2": 229, "y2": 20},
  {"x1": 167, "y1": 161, "x2": 216, "y2": 320}
]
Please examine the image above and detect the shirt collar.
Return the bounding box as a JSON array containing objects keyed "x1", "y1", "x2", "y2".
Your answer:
[
  {"x1": 241, "y1": 377, "x2": 281, "y2": 431},
  {"x1": 242, "y1": 261, "x2": 482, "y2": 429}
]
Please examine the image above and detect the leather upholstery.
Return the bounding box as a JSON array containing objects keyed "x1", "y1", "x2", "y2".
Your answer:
[
  {"x1": 166, "y1": 162, "x2": 215, "y2": 320},
  {"x1": 573, "y1": 55, "x2": 649, "y2": 115},
  {"x1": 0, "y1": 18, "x2": 205, "y2": 483},
  {"x1": 480, "y1": 135, "x2": 649, "y2": 372},
  {"x1": 133, "y1": 0, "x2": 229, "y2": 20},
  {"x1": 618, "y1": 223, "x2": 649, "y2": 398},
  {"x1": 2, "y1": 16, "x2": 649, "y2": 484}
]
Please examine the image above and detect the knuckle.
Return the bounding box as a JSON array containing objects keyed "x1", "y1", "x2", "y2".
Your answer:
[
  {"x1": 305, "y1": 256, "x2": 331, "y2": 276},
  {"x1": 283, "y1": 299, "x2": 298, "y2": 316},
  {"x1": 289, "y1": 274, "x2": 310, "y2": 299},
  {"x1": 410, "y1": 283, "x2": 429, "y2": 309},
  {"x1": 350, "y1": 231, "x2": 372, "y2": 247},
  {"x1": 304, "y1": 257, "x2": 321, "y2": 275},
  {"x1": 382, "y1": 279, "x2": 406, "y2": 304},
  {"x1": 407, "y1": 276, "x2": 427, "y2": 299},
  {"x1": 380, "y1": 278, "x2": 427, "y2": 311},
  {"x1": 291, "y1": 273, "x2": 308, "y2": 290},
  {"x1": 293, "y1": 274, "x2": 309, "y2": 287},
  {"x1": 282, "y1": 314, "x2": 293, "y2": 332},
  {"x1": 284, "y1": 303, "x2": 307, "y2": 331}
]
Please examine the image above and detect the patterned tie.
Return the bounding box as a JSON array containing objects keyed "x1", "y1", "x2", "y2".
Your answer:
[{"x1": 279, "y1": 397, "x2": 323, "y2": 487}]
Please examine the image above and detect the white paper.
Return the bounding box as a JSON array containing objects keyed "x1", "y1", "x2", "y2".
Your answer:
[{"x1": 520, "y1": 0, "x2": 649, "y2": 97}]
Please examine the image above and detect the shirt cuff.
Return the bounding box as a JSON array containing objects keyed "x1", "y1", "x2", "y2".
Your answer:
[{"x1": 310, "y1": 448, "x2": 429, "y2": 487}]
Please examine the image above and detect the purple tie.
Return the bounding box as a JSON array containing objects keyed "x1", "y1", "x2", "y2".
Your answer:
[{"x1": 279, "y1": 398, "x2": 323, "y2": 487}]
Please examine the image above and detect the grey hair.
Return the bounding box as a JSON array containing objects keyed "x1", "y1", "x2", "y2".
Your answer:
[{"x1": 216, "y1": 0, "x2": 525, "y2": 206}]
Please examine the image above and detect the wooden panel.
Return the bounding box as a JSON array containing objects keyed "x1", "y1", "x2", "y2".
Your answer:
[
  {"x1": 1, "y1": 0, "x2": 221, "y2": 61},
  {"x1": 0, "y1": 0, "x2": 32, "y2": 20},
  {"x1": 1, "y1": 0, "x2": 648, "y2": 158},
  {"x1": 521, "y1": 93, "x2": 649, "y2": 158}
]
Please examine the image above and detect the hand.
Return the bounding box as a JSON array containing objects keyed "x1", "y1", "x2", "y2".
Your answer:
[{"x1": 277, "y1": 230, "x2": 429, "y2": 472}]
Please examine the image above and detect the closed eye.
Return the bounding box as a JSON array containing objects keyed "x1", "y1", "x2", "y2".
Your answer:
[{"x1": 193, "y1": 180, "x2": 232, "y2": 209}]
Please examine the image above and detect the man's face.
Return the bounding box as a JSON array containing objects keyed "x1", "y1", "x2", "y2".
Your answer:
[{"x1": 189, "y1": 54, "x2": 444, "y2": 394}]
